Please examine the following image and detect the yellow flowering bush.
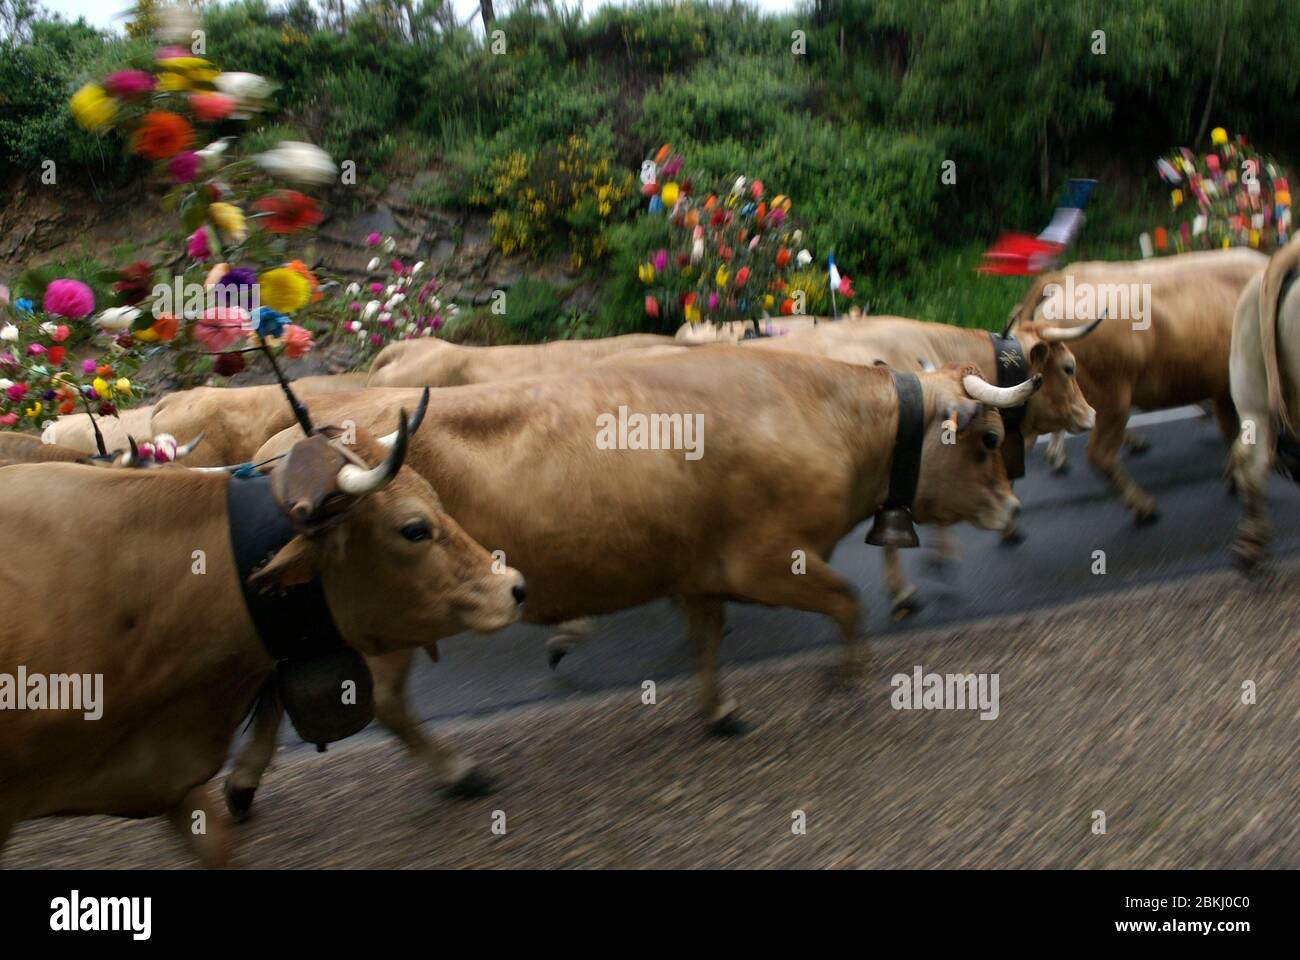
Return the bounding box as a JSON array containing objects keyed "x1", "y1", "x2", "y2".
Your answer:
[{"x1": 472, "y1": 136, "x2": 632, "y2": 269}]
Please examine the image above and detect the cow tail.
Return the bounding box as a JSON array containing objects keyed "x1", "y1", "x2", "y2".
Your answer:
[{"x1": 1259, "y1": 239, "x2": 1300, "y2": 434}]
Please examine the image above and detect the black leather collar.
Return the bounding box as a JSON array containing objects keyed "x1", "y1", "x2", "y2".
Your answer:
[
  {"x1": 989, "y1": 331, "x2": 1028, "y2": 480},
  {"x1": 226, "y1": 473, "x2": 347, "y2": 662},
  {"x1": 866, "y1": 371, "x2": 925, "y2": 547}
]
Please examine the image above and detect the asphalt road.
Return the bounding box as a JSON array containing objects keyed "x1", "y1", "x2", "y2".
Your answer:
[{"x1": 310, "y1": 405, "x2": 1300, "y2": 732}]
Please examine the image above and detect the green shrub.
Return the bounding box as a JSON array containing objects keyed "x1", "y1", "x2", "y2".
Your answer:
[{"x1": 499, "y1": 276, "x2": 564, "y2": 342}]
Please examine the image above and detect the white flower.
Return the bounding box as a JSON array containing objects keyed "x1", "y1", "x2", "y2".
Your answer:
[
  {"x1": 345, "y1": 282, "x2": 361, "y2": 297},
  {"x1": 362, "y1": 301, "x2": 380, "y2": 321},
  {"x1": 214, "y1": 72, "x2": 272, "y2": 119},
  {"x1": 411, "y1": 261, "x2": 425, "y2": 275},
  {"x1": 731, "y1": 176, "x2": 746, "y2": 196},
  {"x1": 386, "y1": 294, "x2": 406, "y2": 309},
  {"x1": 0, "y1": 378, "x2": 12, "y2": 390},
  {"x1": 254, "y1": 141, "x2": 337, "y2": 185},
  {"x1": 691, "y1": 238, "x2": 704, "y2": 264},
  {"x1": 0, "y1": 324, "x2": 17, "y2": 342},
  {"x1": 367, "y1": 258, "x2": 381, "y2": 272},
  {"x1": 379, "y1": 311, "x2": 391, "y2": 323},
  {"x1": 385, "y1": 284, "x2": 396, "y2": 296},
  {"x1": 357, "y1": 328, "x2": 367, "y2": 339},
  {"x1": 39, "y1": 321, "x2": 57, "y2": 336},
  {"x1": 95, "y1": 306, "x2": 140, "y2": 332},
  {"x1": 796, "y1": 249, "x2": 812, "y2": 267},
  {"x1": 348, "y1": 320, "x2": 362, "y2": 333},
  {"x1": 381, "y1": 237, "x2": 395, "y2": 254},
  {"x1": 792, "y1": 230, "x2": 802, "y2": 245},
  {"x1": 196, "y1": 139, "x2": 232, "y2": 167}
]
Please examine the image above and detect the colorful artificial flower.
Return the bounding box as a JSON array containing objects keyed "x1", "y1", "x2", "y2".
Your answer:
[
  {"x1": 253, "y1": 191, "x2": 323, "y2": 234},
  {"x1": 254, "y1": 141, "x2": 336, "y2": 185},
  {"x1": 250, "y1": 306, "x2": 287, "y2": 339},
  {"x1": 168, "y1": 150, "x2": 201, "y2": 184},
  {"x1": 258, "y1": 268, "x2": 310, "y2": 313},
  {"x1": 1211, "y1": 127, "x2": 1229, "y2": 146},
  {"x1": 133, "y1": 111, "x2": 195, "y2": 160},
  {"x1": 213, "y1": 72, "x2": 272, "y2": 119},
  {"x1": 102, "y1": 70, "x2": 154, "y2": 100},
  {"x1": 282, "y1": 323, "x2": 313, "y2": 359},
  {"x1": 95, "y1": 305, "x2": 141, "y2": 331},
  {"x1": 285, "y1": 260, "x2": 323, "y2": 302},
  {"x1": 195, "y1": 307, "x2": 249, "y2": 351},
  {"x1": 207, "y1": 202, "x2": 247, "y2": 244},
  {"x1": 135, "y1": 314, "x2": 179, "y2": 343},
  {"x1": 187, "y1": 227, "x2": 212, "y2": 261},
  {"x1": 113, "y1": 261, "x2": 155, "y2": 305},
  {"x1": 44, "y1": 279, "x2": 95, "y2": 319},
  {"x1": 70, "y1": 84, "x2": 117, "y2": 131},
  {"x1": 213, "y1": 351, "x2": 246, "y2": 376},
  {"x1": 188, "y1": 92, "x2": 237, "y2": 122}
]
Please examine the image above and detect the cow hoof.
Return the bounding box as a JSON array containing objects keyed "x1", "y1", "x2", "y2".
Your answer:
[
  {"x1": 1133, "y1": 507, "x2": 1160, "y2": 526},
  {"x1": 891, "y1": 590, "x2": 923, "y2": 621},
  {"x1": 547, "y1": 647, "x2": 567, "y2": 670},
  {"x1": 708, "y1": 713, "x2": 749, "y2": 738},
  {"x1": 446, "y1": 767, "x2": 496, "y2": 799},
  {"x1": 999, "y1": 528, "x2": 1025, "y2": 547},
  {"x1": 224, "y1": 783, "x2": 256, "y2": 823}
]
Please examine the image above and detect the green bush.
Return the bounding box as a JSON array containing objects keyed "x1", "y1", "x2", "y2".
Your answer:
[{"x1": 499, "y1": 276, "x2": 564, "y2": 342}]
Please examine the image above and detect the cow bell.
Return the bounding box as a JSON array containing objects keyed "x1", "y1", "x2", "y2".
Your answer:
[
  {"x1": 276, "y1": 648, "x2": 375, "y2": 751},
  {"x1": 865, "y1": 505, "x2": 920, "y2": 548}
]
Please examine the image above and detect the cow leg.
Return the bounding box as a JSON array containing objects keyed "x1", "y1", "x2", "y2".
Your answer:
[
  {"x1": 1045, "y1": 431, "x2": 1068, "y2": 473},
  {"x1": 224, "y1": 685, "x2": 283, "y2": 823},
  {"x1": 1211, "y1": 398, "x2": 1241, "y2": 448},
  {"x1": 167, "y1": 782, "x2": 232, "y2": 869},
  {"x1": 882, "y1": 546, "x2": 921, "y2": 619},
  {"x1": 1087, "y1": 391, "x2": 1158, "y2": 522},
  {"x1": 545, "y1": 617, "x2": 595, "y2": 670},
  {"x1": 680, "y1": 597, "x2": 745, "y2": 736},
  {"x1": 1124, "y1": 429, "x2": 1149, "y2": 455},
  {"x1": 1228, "y1": 419, "x2": 1273, "y2": 571},
  {"x1": 369, "y1": 649, "x2": 494, "y2": 797}
]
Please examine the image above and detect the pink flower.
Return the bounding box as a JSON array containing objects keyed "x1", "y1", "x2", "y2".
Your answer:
[
  {"x1": 52, "y1": 324, "x2": 70, "y2": 342},
  {"x1": 187, "y1": 228, "x2": 211, "y2": 261},
  {"x1": 708, "y1": 291, "x2": 719, "y2": 311},
  {"x1": 168, "y1": 151, "x2": 201, "y2": 184},
  {"x1": 103, "y1": 70, "x2": 154, "y2": 99},
  {"x1": 389, "y1": 259, "x2": 404, "y2": 274},
  {"x1": 195, "y1": 307, "x2": 249, "y2": 351},
  {"x1": 6, "y1": 383, "x2": 26, "y2": 402},
  {"x1": 282, "y1": 323, "x2": 313, "y2": 359},
  {"x1": 0, "y1": 413, "x2": 17, "y2": 427},
  {"x1": 25, "y1": 344, "x2": 46, "y2": 357},
  {"x1": 43, "y1": 279, "x2": 95, "y2": 319},
  {"x1": 188, "y1": 92, "x2": 236, "y2": 122},
  {"x1": 82, "y1": 358, "x2": 97, "y2": 374},
  {"x1": 155, "y1": 46, "x2": 188, "y2": 60},
  {"x1": 369, "y1": 283, "x2": 383, "y2": 294},
  {"x1": 365, "y1": 233, "x2": 382, "y2": 246},
  {"x1": 652, "y1": 249, "x2": 668, "y2": 272}
]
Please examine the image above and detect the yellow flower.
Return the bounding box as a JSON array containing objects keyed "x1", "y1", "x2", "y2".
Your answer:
[
  {"x1": 115, "y1": 378, "x2": 132, "y2": 396},
  {"x1": 259, "y1": 268, "x2": 310, "y2": 313},
  {"x1": 1171, "y1": 189, "x2": 1183, "y2": 207},
  {"x1": 25, "y1": 401, "x2": 41, "y2": 418},
  {"x1": 208, "y1": 203, "x2": 247, "y2": 245},
  {"x1": 716, "y1": 265, "x2": 729, "y2": 288},
  {"x1": 763, "y1": 294, "x2": 775, "y2": 309},
  {"x1": 92, "y1": 377, "x2": 110, "y2": 399},
  {"x1": 638, "y1": 262, "x2": 655, "y2": 284},
  {"x1": 661, "y1": 182, "x2": 680, "y2": 207},
  {"x1": 1211, "y1": 127, "x2": 1228, "y2": 146},
  {"x1": 685, "y1": 304, "x2": 700, "y2": 324},
  {"x1": 70, "y1": 84, "x2": 117, "y2": 131}
]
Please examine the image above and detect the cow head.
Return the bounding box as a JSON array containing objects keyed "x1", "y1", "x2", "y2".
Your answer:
[
  {"x1": 248, "y1": 401, "x2": 524, "y2": 653},
  {"x1": 1015, "y1": 317, "x2": 1099, "y2": 436},
  {"x1": 912, "y1": 362, "x2": 1036, "y2": 534}
]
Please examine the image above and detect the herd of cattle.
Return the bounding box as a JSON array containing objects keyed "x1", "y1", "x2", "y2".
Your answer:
[{"x1": 2, "y1": 239, "x2": 1298, "y2": 868}]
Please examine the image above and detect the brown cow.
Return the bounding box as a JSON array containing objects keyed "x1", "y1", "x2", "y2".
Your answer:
[
  {"x1": 1010, "y1": 248, "x2": 1267, "y2": 521},
  {"x1": 740, "y1": 315, "x2": 1097, "y2": 612},
  {"x1": 0, "y1": 416, "x2": 524, "y2": 867},
  {"x1": 366, "y1": 333, "x2": 678, "y2": 387},
  {"x1": 224, "y1": 347, "x2": 1038, "y2": 816}
]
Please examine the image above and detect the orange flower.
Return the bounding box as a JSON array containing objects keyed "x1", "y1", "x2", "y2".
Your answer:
[
  {"x1": 282, "y1": 323, "x2": 313, "y2": 359},
  {"x1": 253, "y1": 190, "x2": 323, "y2": 234},
  {"x1": 133, "y1": 111, "x2": 195, "y2": 160},
  {"x1": 285, "y1": 260, "x2": 323, "y2": 302}
]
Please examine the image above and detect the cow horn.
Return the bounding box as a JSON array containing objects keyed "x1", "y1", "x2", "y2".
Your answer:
[
  {"x1": 337, "y1": 409, "x2": 409, "y2": 495},
  {"x1": 917, "y1": 357, "x2": 936, "y2": 372},
  {"x1": 121, "y1": 436, "x2": 139, "y2": 468},
  {"x1": 962, "y1": 373, "x2": 1042, "y2": 408},
  {"x1": 174, "y1": 432, "x2": 205, "y2": 459},
  {"x1": 378, "y1": 387, "x2": 430, "y2": 449},
  {"x1": 1039, "y1": 308, "x2": 1106, "y2": 341}
]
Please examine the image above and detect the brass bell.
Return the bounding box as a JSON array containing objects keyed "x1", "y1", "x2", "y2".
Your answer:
[{"x1": 865, "y1": 506, "x2": 920, "y2": 548}]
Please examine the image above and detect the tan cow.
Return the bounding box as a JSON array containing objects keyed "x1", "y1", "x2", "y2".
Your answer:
[
  {"x1": 366, "y1": 333, "x2": 678, "y2": 387},
  {"x1": 48, "y1": 373, "x2": 368, "y2": 464},
  {"x1": 0, "y1": 416, "x2": 524, "y2": 867},
  {"x1": 1227, "y1": 239, "x2": 1300, "y2": 569},
  {"x1": 225, "y1": 347, "x2": 1038, "y2": 816},
  {"x1": 1010, "y1": 248, "x2": 1267, "y2": 521},
  {"x1": 739, "y1": 315, "x2": 1097, "y2": 612}
]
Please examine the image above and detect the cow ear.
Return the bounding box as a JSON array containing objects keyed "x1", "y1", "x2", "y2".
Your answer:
[
  {"x1": 248, "y1": 535, "x2": 320, "y2": 591},
  {"x1": 1028, "y1": 340, "x2": 1049, "y2": 369}
]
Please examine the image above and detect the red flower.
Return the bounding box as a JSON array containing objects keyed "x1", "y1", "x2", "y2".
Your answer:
[
  {"x1": 213, "y1": 351, "x2": 246, "y2": 376},
  {"x1": 47, "y1": 346, "x2": 65, "y2": 365},
  {"x1": 114, "y1": 261, "x2": 154, "y2": 305},
  {"x1": 253, "y1": 191, "x2": 324, "y2": 234},
  {"x1": 133, "y1": 111, "x2": 194, "y2": 160}
]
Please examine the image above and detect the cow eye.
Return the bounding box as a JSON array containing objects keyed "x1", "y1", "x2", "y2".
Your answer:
[
  {"x1": 982, "y1": 431, "x2": 1002, "y2": 451},
  {"x1": 400, "y1": 520, "x2": 433, "y2": 543},
  {"x1": 1064, "y1": 363, "x2": 1076, "y2": 376}
]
